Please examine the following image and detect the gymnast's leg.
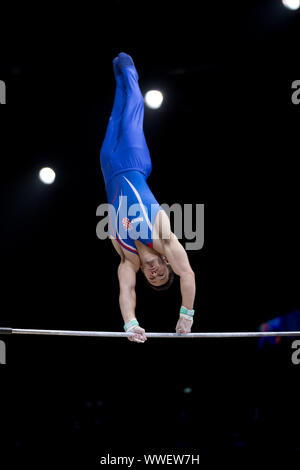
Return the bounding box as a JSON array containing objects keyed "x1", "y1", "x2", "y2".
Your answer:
[
  {"x1": 100, "y1": 53, "x2": 152, "y2": 186},
  {"x1": 100, "y1": 56, "x2": 127, "y2": 161},
  {"x1": 118, "y1": 53, "x2": 145, "y2": 139}
]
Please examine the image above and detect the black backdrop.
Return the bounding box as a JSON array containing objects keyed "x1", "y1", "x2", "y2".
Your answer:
[{"x1": 0, "y1": 1, "x2": 299, "y2": 466}]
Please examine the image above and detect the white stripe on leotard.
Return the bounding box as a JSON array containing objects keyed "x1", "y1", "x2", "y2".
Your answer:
[
  {"x1": 115, "y1": 189, "x2": 137, "y2": 252},
  {"x1": 123, "y1": 176, "x2": 153, "y2": 231}
]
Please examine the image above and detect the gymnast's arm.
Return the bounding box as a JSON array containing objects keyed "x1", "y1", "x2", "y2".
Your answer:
[
  {"x1": 163, "y1": 233, "x2": 196, "y2": 311},
  {"x1": 111, "y1": 239, "x2": 147, "y2": 342},
  {"x1": 163, "y1": 234, "x2": 196, "y2": 334},
  {"x1": 118, "y1": 259, "x2": 147, "y2": 342},
  {"x1": 117, "y1": 258, "x2": 138, "y2": 325},
  {"x1": 155, "y1": 212, "x2": 196, "y2": 311}
]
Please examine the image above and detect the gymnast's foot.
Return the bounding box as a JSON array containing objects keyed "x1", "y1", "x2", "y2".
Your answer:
[
  {"x1": 118, "y1": 52, "x2": 138, "y2": 80},
  {"x1": 113, "y1": 57, "x2": 121, "y2": 77}
]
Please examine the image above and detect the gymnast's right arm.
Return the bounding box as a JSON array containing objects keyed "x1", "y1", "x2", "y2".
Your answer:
[{"x1": 117, "y1": 258, "x2": 147, "y2": 343}]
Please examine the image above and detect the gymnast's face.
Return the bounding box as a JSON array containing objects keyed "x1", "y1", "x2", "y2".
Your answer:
[{"x1": 141, "y1": 255, "x2": 170, "y2": 287}]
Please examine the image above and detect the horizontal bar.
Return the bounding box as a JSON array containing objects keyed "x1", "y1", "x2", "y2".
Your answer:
[
  {"x1": 0, "y1": 327, "x2": 300, "y2": 338},
  {"x1": 0, "y1": 327, "x2": 13, "y2": 335}
]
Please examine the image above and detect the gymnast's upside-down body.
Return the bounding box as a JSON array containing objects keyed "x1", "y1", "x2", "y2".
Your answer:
[{"x1": 100, "y1": 53, "x2": 196, "y2": 343}]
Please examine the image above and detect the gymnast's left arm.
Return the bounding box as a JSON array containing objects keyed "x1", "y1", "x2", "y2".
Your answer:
[{"x1": 163, "y1": 233, "x2": 196, "y2": 333}]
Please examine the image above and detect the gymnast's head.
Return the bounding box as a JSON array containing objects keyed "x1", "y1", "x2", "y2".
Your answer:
[{"x1": 140, "y1": 254, "x2": 174, "y2": 291}]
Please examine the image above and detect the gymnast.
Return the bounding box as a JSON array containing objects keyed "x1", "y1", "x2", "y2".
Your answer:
[{"x1": 100, "y1": 53, "x2": 196, "y2": 343}]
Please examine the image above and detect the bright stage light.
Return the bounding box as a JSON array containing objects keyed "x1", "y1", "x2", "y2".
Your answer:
[
  {"x1": 144, "y1": 90, "x2": 164, "y2": 109},
  {"x1": 39, "y1": 167, "x2": 56, "y2": 184},
  {"x1": 282, "y1": 0, "x2": 300, "y2": 10}
]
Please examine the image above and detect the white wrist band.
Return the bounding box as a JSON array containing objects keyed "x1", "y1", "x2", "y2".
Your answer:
[{"x1": 180, "y1": 313, "x2": 194, "y2": 321}]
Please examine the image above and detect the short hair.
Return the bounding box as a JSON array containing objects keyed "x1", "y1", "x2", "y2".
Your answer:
[{"x1": 144, "y1": 264, "x2": 175, "y2": 291}]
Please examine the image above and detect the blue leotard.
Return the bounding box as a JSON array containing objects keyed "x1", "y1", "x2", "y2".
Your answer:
[{"x1": 100, "y1": 55, "x2": 162, "y2": 255}]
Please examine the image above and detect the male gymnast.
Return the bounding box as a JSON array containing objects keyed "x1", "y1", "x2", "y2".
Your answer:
[{"x1": 100, "y1": 53, "x2": 196, "y2": 343}]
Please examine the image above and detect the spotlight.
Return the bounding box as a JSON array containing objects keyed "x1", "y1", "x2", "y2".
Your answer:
[
  {"x1": 144, "y1": 90, "x2": 164, "y2": 109},
  {"x1": 39, "y1": 167, "x2": 56, "y2": 184},
  {"x1": 282, "y1": 0, "x2": 300, "y2": 10}
]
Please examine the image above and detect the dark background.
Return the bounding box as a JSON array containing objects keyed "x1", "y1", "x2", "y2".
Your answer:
[{"x1": 0, "y1": 0, "x2": 299, "y2": 466}]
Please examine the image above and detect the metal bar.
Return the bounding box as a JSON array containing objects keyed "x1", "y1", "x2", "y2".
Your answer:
[{"x1": 0, "y1": 328, "x2": 300, "y2": 338}]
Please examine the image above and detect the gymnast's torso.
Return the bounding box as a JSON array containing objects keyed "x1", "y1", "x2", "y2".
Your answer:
[{"x1": 105, "y1": 169, "x2": 168, "y2": 261}]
